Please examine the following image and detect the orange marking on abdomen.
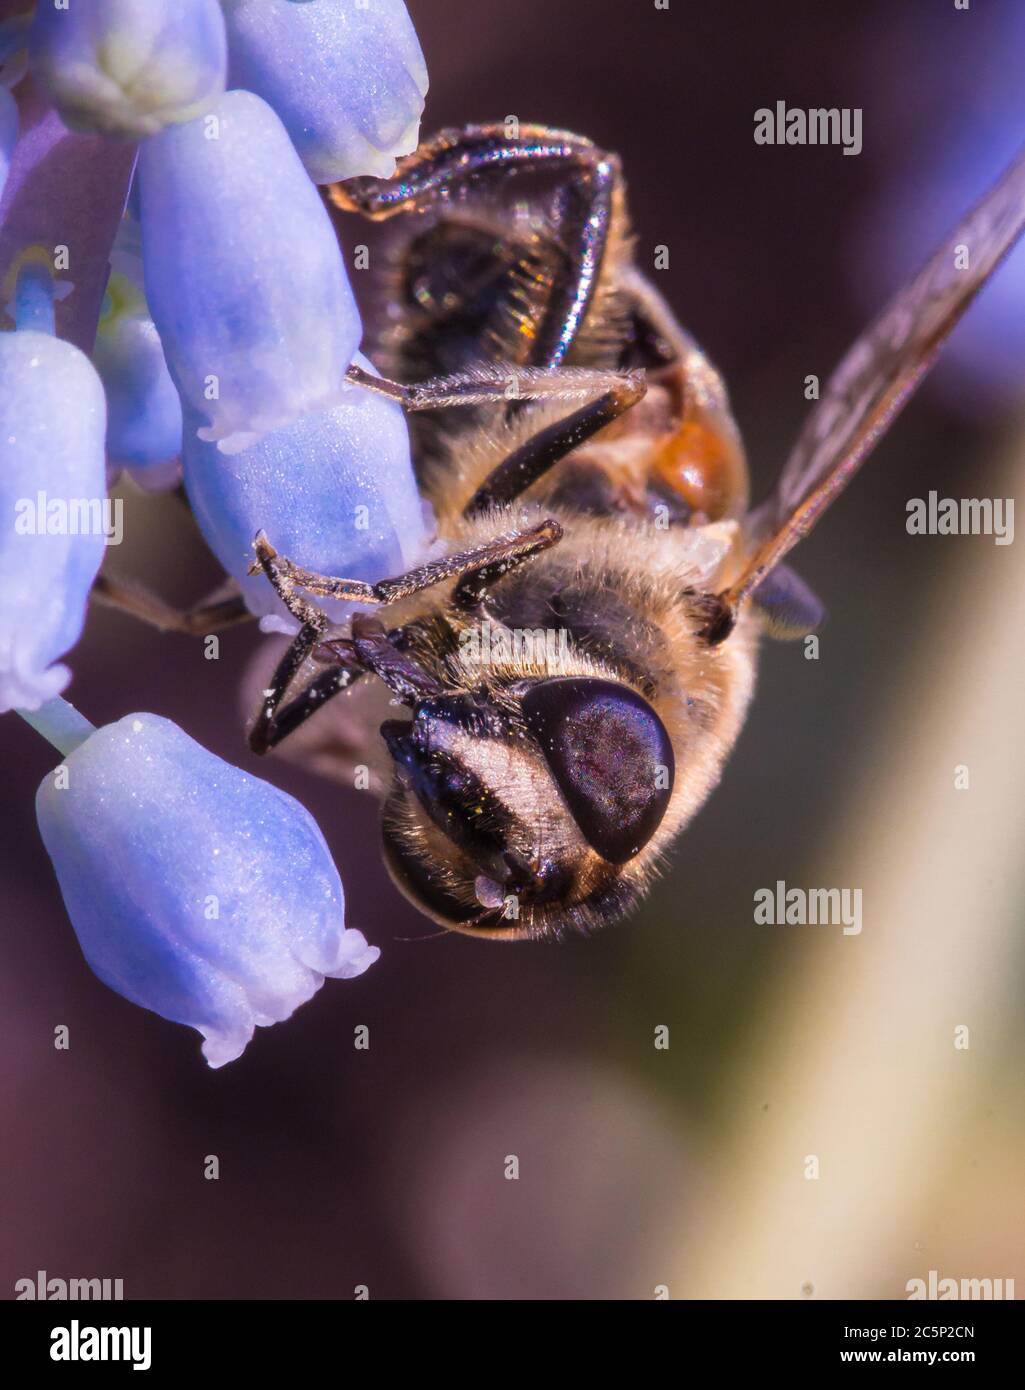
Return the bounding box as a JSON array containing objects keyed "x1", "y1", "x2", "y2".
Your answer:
[{"x1": 651, "y1": 417, "x2": 748, "y2": 521}]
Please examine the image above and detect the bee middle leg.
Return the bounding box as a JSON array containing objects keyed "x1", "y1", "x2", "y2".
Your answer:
[
  {"x1": 463, "y1": 373, "x2": 645, "y2": 515},
  {"x1": 345, "y1": 360, "x2": 643, "y2": 412}
]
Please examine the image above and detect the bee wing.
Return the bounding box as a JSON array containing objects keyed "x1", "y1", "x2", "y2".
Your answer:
[{"x1": 722, "y1": 142, "x2": 1025, "y2": 616}]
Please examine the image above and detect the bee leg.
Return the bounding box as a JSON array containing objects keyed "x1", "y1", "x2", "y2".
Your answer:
[
  {"x1": 245, "y1": 535, "x2": 343, "y2": 751},
  {"x1": 464, "y1": 376, "x2": 645, "y2": 515},
  {"x1": 329, "y1": 123, "x2": 621, "y2": 368},
  {"x1": 345, "y1": 361, "x2": 644, "y2": 412},
  {"x1": 247, "y1": 522, "x2": 566, "y2": 747},
  {"x1": 249, "y1": 531, "x2": 370, "y2": 617},
  {"x1": 616, "y1": 265, "x2": 692, "y2": 367},
  {"x1": 376, "y1": 520, "x2": 565, "y2": 606},
  {"x1": 250, "y1": 617, "x2": 446, "y2": 752},
  {"x1": 90, "y1": 573, "x2": 253, "y2": 636},
  {"x1": 249, "y1": 622, "x2": 361, "y2": 754},
  {"x1": 249, "y1": 520, "x2": 563, "y2": 608},
  {"x1": 449, "y1": 525, "x2": 564, "y2": 609},
  {"x1": 345, "y1": 616, "x2": 446, "y2": 703}
]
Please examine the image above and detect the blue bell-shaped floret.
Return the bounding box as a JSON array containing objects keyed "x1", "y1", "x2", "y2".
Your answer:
[
  {"x1": 35, "y1": 710, "x2": 378, "y2": 1067},
  {"x1": 183, "y1": 360, "x2": 427, "y2": 623},
  {"x1": 28, "y1": 0, "x2": 227, "y2": 139},
  {"x1": 138, "y1": 89, "x2": 362, "y2": 455},
  {"x1": 222, "y1": 0, "x2": 428, "y2": 183},
  {"x1": 0, "y1": 295, "x2": 108, "y2": 712}
]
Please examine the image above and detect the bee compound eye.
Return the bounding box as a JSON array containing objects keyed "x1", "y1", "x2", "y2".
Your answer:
[{"x1": 521, "y1": 678, "x2": 674, "y2": 865}]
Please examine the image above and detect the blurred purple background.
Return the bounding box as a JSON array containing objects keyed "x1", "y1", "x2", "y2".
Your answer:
[{"x1": 2, "y1": 0, "x2": 1024, "y2": 1300}]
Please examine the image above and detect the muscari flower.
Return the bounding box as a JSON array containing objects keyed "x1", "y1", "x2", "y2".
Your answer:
[
  {"x1": 29, "y1": 701, "x2": 378, "y2": 1068},
  {"x1": 184, "y1": 359, "x2": 427, "y2": 623},
  {"x1": 94, "y1": 277, "x2": 183, "y2": 486},
  {"x1": 28, "y1": 0, "x2": 227, "y2": 140},
  {"x1": 1, "y1": 0, "x2": 424, "y2": 1066},
  {"x1": 93, "y1": 213, "x2": 183, "y2": 486},
  {"x1": 138, "y1": 88, "x2": 362, "y2": 454},
  {"x1": 222, "y1": 0, "x2": 428, "y2": 183},
  {"x1": 0, "y1": 261, "x2": 107, "y2": 713}
]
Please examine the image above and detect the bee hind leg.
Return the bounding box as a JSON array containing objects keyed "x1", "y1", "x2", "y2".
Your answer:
[{"x1": 329, "y1": 123, "x2": 621, "y2": 369}]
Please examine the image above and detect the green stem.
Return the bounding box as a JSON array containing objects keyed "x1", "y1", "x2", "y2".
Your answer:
[
  {"x1": 16, "y1": 696, "x2": 95, "y2": 757},
  {"x1": 14, "y1": 260, "x2": 55, "y2": 336}
]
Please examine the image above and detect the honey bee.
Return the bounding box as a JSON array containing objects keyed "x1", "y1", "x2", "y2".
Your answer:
[{"x1": 96, "y1": 124, "x2": 1025, "y2": 941}]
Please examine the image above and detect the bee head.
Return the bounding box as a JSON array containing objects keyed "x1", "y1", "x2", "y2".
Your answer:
[{"x1": 380, "y1": 678, "x2": 675, "y2": 940}]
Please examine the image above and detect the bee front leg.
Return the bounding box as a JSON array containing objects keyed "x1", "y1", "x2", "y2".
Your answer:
[
  {"x1": 250, "y1": 532, "x2": 376, "y2": 614},
  {"x1": 246, "y1": 535, "x2": 340, "y2": 753},
  {"x1": 249, "y1": 629, "x2": 366, "y2": 755},
  {"x1": 90, "y1": 573, "x2": 253, "y2": 636},
  {"x1": 249, "y1": 521, "x2": 564, "y2": 609},
  {"x1": 247, "y1": 522, "x2": 566, "y2": 748},
  {"x1": 448, "y1": 523, "x2": 564, "y2": 609}
]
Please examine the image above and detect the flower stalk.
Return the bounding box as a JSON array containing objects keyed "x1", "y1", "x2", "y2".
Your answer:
[{"x1": 16, "y1": 694, "x2": 96, "y2": 757}]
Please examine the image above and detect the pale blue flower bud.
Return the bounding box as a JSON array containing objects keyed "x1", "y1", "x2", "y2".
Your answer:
[
  {"x1": 93, "y1": 271, "x2": 182, "y2": 477},
  {"x1": 0, "y1": 324, "x2": 107, "y2": 712},
  {"x1": 183, "y1": 364, "x2": 427, "y2": 622},
  {"x1": 35, "y1": 711, "x2": 378, "y2": 1067},
  {"x1": 222, "y1": 0, "x2": 428, "y2": 183},
  {"x1": 28, "y1": 0, "x2": 227, "y2": 139},
  {"x1": 138, "y1": 89, "x2": 362, "y2": 454},
  {"x1": 0, "y1": 85, "x2": 17, "y2": 202}
]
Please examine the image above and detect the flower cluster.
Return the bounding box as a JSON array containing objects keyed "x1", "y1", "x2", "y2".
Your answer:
[{"x1": 1, "y1": 0, "x2": 430, "y2": 1063}]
